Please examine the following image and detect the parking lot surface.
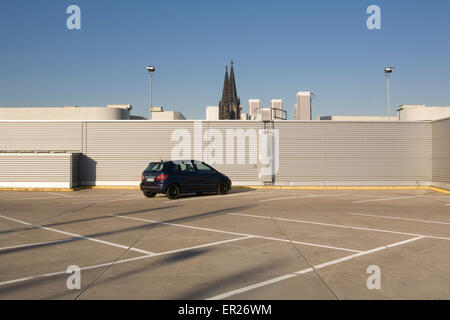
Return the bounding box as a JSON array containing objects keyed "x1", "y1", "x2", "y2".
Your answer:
[{"x1": 0, "y1": 188, "x2": 449, "y2": 299}]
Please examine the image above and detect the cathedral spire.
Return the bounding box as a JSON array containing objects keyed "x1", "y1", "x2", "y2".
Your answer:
[
  {"x1": 221, "y1": 65, "x2": 230, "y2": 102},
  {"x1": 219, "y1": 60, "x2": 240, "y2": 120}
]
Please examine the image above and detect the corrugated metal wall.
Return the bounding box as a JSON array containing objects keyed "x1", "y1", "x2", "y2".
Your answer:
[
  {"x1": 82, "y1": 121, "x2": 262, "y2": 184},
  {"x1": 0, "y1": 120, "x2": 445, "y2": 187},
  {"x1": 432, "y1": 117, "x2": 450, "y2": 189},
  {"x1": 274, "y1": 121, "x2": 432, "y2": 186},
  {"x1": 0, "y1": 154, "x2": 74, "y2": 188},
  {"x1": 0, "y1": 122, "x2": 82, "y2": 151}
]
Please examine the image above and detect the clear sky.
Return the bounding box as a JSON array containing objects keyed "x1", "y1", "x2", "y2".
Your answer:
[{"x1": 0, "y1": 0, "x2": 449, "y2": 120}]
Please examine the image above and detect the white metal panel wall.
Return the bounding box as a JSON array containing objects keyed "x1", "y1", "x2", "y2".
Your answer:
[
  {"x1": 203, "y1": 121, "x2": 261, "y2": 183},
  {"x1": 275, "y1": 121, "x2": 432, "y2": 186},
  {"x1": 83, "y1": 121, "x2": 262, "y2": 185},
  {"x1": 0, "y1": 122, "x2": 82, "y2": 151},
  {"x1": 83, "y1": 121, "x2": 194, "y2": 184},
  {"x1": 0, "y1": 120, "x2": 441, "y2": 188},
  {"x1": 275, "y1": 122, "x2": 326, "y2": 182},
  {"x1": 432, "y1": 117, "x2": 450, "y2": 188},
  {"x1": 0, "y1": 154, "x2": 73, "y2": 188}
]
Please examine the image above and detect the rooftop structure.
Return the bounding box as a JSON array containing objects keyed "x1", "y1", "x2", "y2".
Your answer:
[
  {"x1": 397, "y1": 105, "x2": 450, "y2": 121},
  {"x1": 150, "y1": 106, "x2": 186, "y2": 120},
  {"x1": 0, "y1": 105, "x2": 133, "y2": 120}
]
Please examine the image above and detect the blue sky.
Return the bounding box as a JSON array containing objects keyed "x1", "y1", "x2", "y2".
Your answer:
[{"x1": 0, "y1": 0, "x2": 449, "y2": 119}]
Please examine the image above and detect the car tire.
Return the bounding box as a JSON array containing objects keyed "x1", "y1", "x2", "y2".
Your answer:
[
  {"x1": 143, "y1": 191, "x2": 156, "y2": 198},
  {"x1": 217, "y1": 181, "x2": 230, "y2": 195},
  {"x1": 166, "y1": 184, "x2": 180, "y2": 200}
]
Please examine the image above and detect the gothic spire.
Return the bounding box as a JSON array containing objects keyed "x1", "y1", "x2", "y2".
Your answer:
[
  {"x1": 221, "y1": 65, "x2": 230, "y2": 102},
  {"x1": 229, "y1": 61, "x2": 237, "y2": 103}
]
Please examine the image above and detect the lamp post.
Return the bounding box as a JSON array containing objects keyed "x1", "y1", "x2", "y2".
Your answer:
[
  {"x1": 146, "y1": 66, "x2": 156, "y2": 110},
  {"x1": 384, "y1": 67, "x2": 394, "y2": 116}
]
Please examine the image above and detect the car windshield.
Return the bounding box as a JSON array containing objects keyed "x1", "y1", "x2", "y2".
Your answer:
[{"x1": 145, "y1": 162, "x2": 166, "y2": 172}]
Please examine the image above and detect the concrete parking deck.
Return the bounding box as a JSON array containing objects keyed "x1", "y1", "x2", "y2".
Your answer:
[{"x1": 0, "y1": 188, "x2": 449, "y2": 299}]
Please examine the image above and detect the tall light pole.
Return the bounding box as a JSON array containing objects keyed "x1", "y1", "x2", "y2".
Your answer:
[
  {"x1": 384, "y1": 67, "x2": 394, "y2": 116},
  {"x1": 146, "y1": 66, "x2": 156, "y2": 110}
]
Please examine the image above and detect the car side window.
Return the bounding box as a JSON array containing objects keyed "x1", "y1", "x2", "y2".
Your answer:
[
  {"x1": 195, "y1": 162, "x2": 212, "y2": 173},
  {"x1": 178, "y1": 162, "x2": 195, "y2": 172}
]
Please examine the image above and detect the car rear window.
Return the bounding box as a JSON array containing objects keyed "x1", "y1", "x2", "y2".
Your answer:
[{"x1": 145, "y1": 162, "x2": 167, "y2": 172}]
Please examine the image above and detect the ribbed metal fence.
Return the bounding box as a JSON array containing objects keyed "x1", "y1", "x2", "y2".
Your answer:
[{"x1": 0, "y1": 119, "x2": 447, "y2": 187}]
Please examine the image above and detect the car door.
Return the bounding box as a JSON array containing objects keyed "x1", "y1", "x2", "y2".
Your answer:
[
  {"x1": 177, "y1": 161, "x2": 197, "y2": 193},
  {"x1": 193, "y1": 161, "x2": 217, "y2": 192}
]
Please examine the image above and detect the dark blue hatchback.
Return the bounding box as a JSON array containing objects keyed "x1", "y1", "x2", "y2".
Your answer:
[{"x1": 140, "y1": 160, "x2": 232, "y2": 199}]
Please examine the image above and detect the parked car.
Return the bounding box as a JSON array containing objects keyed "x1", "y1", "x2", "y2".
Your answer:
[{"x1": 140, "y1": 160, "x2": 232, "y2": 199}]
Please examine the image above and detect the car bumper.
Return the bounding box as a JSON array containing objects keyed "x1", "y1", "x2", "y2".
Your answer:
[{"x1": 140, "y1": 182, "x2": 166, "y2": 193}]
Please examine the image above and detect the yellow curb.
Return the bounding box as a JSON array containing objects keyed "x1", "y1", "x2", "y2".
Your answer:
[
  {"x1": 90, "y1": 186, "x2": 140, "y2": 190},
  {"x1": 0, "y1": 185, "x2": 448, "y2": 194},
  {"x1": 429, "y1": 186, "x2": 450, "y2": 194},
  {"x1": 0, "y1": 187, "x2": 76, "y2": 192},
  {"x1": 233, "y1": 185, "x2": 448, "y2": 194}
]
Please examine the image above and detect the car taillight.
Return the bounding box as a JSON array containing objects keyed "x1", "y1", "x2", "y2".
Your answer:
[
  {"x1": 141, "y1": 174, "x2": 145, "y2": 181},
  {"x1": 156, "y1": 174, "x2": 168, "y2": 181}
]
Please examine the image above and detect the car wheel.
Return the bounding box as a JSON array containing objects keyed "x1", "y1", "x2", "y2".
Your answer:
[
  {"x1": 143, "y1": 192, "x2": 156, "y2": 198},
  {"x1": 166, "y1": 184, "x2": 180, "y2": 200},
  {"x1": 217, "y1": 181, "x2": 230, "y2": 195}
]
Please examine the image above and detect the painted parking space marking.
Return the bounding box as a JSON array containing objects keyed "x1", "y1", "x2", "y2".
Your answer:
[
  {"x1": 0, "y1": 236, "x2": 252, "y2": 287},
  {"x1": 346, "y1": 212, "x2": 450, "y2": 226},
  {"x1": 110, "y1": 214, "x2": 361, "y2": 253},
  {"x1": 0, "y1": 214, "x2": 32, "y2": 226},
  {"x1": 74, "y1": 197, "x2": 144, "y2": 204},
  {"x1": 207, "y1": 236, "x2": 425, "y2": 300},
  {"x1": 226, "y1": 212, "x2": 450, "y2": 241},
  {"x1": 0, "y1": 214, "x2": 155, "y2": 255},
  {"x1": 0, "y1": 239, "x2": 73, "y2": 251},
  {"x1": 352, "y1": 196, "x2": 416, "y2": 203},
  {"x1": 259, "y1": 194, "x2": 351, "y2": 202},
  {"x1": 46, "y1": 192, "x2": 74, "y2": 198}
]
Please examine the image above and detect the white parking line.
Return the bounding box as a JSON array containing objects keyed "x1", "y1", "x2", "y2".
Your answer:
[
  {"x1": 259, "y1": 194, "x2": 351, "y2": 202},
  {"x1": 226, "y1": 212, "x2": 450, "y2": 241},
  {"x1": 0, "y1": 214, "x2": 155, "y2": 255},
  {"x1": 74, "y1": 197, "x2": 144, "y2": 204},
  {"x1": 346, "y1": 212, "x2": 450, "y2": 226},
  {"x1": 207, "y1": 236, "x2": 425, "y2": 300},
  {"x1": 0, "y1": 214, "x2": 32, "y2": 225},
  {"x1": 0, "y1": 239, "x2": 73, "y2": 251},
  {"x1": 109, "y1": 214, "x2": 361, "y2": 253},
  {"x1": 0, "y1": 236, "x2": 252, "y2": 287},
  {"x1": 352, "y1": 196, "x2": 416, "y2": 203},
  {"x1": 47, "y1": 192, "x2": 74, "y2": 198},
  {"x1": 163, "y1": 191, "x2": 265, "y2": 203},
  {"x1": 0, "y1": 194, "x2": 133, "y2": 201}
]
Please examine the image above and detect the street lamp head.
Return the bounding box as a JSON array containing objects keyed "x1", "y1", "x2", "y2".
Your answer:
[
  {"x1": 384, "y1": 67, "x2": 395, "y2": 74},
  {"x1": 146, "y1": 66, "x2": 156, "y2": 73}
]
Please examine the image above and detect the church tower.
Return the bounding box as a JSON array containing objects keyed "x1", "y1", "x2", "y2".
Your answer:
[{"x1": 219, "y1": 61, "x2": 241, "y2": 120}]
